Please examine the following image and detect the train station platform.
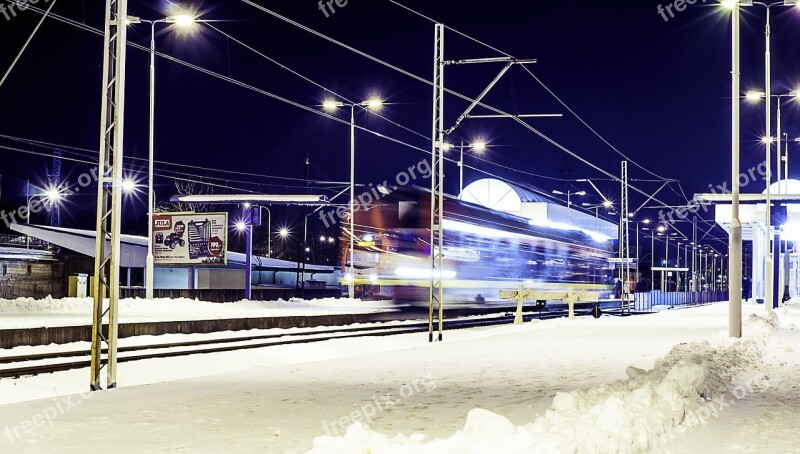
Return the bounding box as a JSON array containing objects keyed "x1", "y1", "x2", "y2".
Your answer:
[{"x1": 0, "y1": 296, "x2": 393, "y2": 349}]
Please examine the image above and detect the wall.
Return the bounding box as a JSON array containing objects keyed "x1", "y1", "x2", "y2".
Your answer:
[{"x1": 0, "y1": 259, "x2": 65, "y2": 299}]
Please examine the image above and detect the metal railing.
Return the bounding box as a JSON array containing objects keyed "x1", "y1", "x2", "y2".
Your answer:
[{"x1": 634, "y1": 291, "x2": 729, "y2": 312}]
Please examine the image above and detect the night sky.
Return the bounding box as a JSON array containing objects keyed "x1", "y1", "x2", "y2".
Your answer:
[{"x1": 1, "y1": 0, "x2": 800, "y2": 259}]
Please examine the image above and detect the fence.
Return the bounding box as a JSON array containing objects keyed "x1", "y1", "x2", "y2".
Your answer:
[
  {"x1": 0, "y1": 234, "x2": 47, "y2": 249},
  {"x1": 634, "y1": 291, "x2": 729, "y2": 312}
]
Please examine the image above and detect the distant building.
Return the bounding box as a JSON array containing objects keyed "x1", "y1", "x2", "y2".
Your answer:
[{"x1": 0, "y1": 245, "x2": 65, "y2": 299}]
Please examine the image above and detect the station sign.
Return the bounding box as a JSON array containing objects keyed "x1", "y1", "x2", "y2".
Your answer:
[{"x1": 152, "y1": 212, "x2": 228, "y2": 266}]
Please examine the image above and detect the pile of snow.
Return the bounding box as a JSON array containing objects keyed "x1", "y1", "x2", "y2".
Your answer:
[{"x1": 308, "y1": 310, "x2": 778, "y2": 453}]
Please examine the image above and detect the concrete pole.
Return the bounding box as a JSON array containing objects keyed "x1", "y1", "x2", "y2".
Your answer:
[
  {"x1": 145, "y1": 21, "x2": 156, "y2": 300},
  {"x1": 729, "y1": 2, "x2": 743, "y2": 337},
  {"x1": 349, "y1": 104, "x2": 356, "y2": 299},
  {"x1": 765, "y1": 7, "x2": 774, "y2": 315},
  {"x1": 25, "y1": 181, "x2": 30, "y2": 249}
]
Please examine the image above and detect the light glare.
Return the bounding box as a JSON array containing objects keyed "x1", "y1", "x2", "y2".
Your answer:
[
  {"x1": 168, "y1": 14, "x2": 196, "y2": 27},
  {"x1": 121, "y1": 179, "x2": 137, "y2": 193}
]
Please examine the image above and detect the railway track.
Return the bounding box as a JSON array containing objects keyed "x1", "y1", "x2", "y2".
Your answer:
[{"x1": 0, "y1": 309, "x2": 592, "y2": 379}]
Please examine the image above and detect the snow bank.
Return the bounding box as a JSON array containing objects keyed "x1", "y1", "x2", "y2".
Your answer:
[
  {"x1": 0, "y1": 296, "x2": 359, "y2": 314},
  {"x1": 308, "y1": 310, "x2": 778, "y2": 454},
  {"x1": 0, "y1": 296, "x2": 384, "y2": 328}
]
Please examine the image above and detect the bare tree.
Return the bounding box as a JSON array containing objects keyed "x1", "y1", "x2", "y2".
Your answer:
[{"x1": 156, "y1": 179, "x2": 214, "y2": 213}]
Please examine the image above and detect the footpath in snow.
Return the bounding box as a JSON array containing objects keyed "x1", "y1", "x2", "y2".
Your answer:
[{"x1": 0, "y1": 301, "x2": 796, "y2": 453}]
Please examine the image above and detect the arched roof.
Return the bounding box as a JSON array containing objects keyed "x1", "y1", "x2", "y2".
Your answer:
[
  {"x1": 762, "y1": 179, "x2": 800, "y2": 194},
  {"x1": 459, "y1": 178, "x2": 549, "y2": 213}
]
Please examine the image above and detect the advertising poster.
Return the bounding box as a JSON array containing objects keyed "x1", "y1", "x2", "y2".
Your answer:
[{"x1": 152, "y1": 212, "x2": 227, "y2": 265}]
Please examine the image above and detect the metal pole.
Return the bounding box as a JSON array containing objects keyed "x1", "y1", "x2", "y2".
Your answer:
[
  {"x1": 268, "y1": 211, "x2": 272, "y2": 258},
  {"x1": 145, "y1": 21, "x2": 156, "y2": 300},
  {"x1": 785, "y1": 134, "x2": 789, "y2": 182},
  {"x1": 765, "y1": 6, "x2": 774, "y2": 314},
  {"x1": 677, "y1": 243, "x2": 681, "y2": 292},
  {"x1": 636, "y1": 222, "x2": 640, "y2": 286},
  {"x1": 25, "y1": 181, "x2": 30, "y2": 249},
  {"x1": 349, "y1": 104, "x2": 355, "y2": 299},
  {"x1": 245, "y1": 207, "x2": 252, "y2": 300},
  {"x1": 651, "y1": 234, "x2": 654, "y2": 291},
  {"x1": 730, "y1": 2, "x2": 743, "y2": 337},
  {"x1": 777, "y1": 100, "x2": 782, "y2": 193},
  {"x1": 685, "y1": 245, "x2": 689, "y2": 292},
  {"x1": 459, "y1": 140, "x2": 464, "y2": 197},
  {"x1": 665, "y1": 236, "x2": 669, "y2": 292}
]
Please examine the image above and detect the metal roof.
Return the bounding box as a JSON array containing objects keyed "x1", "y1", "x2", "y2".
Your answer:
[{"x1": 9, "y1": 224, "x2": 334, "y2": 272}]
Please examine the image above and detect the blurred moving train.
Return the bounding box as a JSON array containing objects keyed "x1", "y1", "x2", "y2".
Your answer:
[{"x1": 339, "y1": 184, "x2": 618, "y2": 306}]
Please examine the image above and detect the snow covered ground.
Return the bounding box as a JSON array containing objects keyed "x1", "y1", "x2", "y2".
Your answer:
[
  {"x1": 0, "y1": 296, "x2": 388, "y2": 329},
  {"x1": 0, "y1": 300, "x2": 797, "y2": 453}
]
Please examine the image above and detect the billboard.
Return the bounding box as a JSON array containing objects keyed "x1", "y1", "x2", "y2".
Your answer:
[{"x1": 152, "y1": 212, "x2": 228, "y2": 265}]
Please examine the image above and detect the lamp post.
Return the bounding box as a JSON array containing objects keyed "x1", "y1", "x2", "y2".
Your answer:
[
  {"x1": 743, "y1": 0, "x2": 800, "y2": 313},
  {"x1": 127, "y1": 13, "x2": 199, "y2": 300},
  {"x1": 323, "y1": 97, "x2": 383, "y2": 298},
  {"x1": 784, "y1": 135, "x2": 800, "y2": 179},
  {"x1": 747, "y1": 92, "x2": 799, "y2": 190},
  {"x1": 685, "y1": 244, "x2": 690, "y2": 291},
  {"x1": 721, "y1": 0, "x2": 744, "y2": 337},
  {"x1": 259, "y1": 206, "x2": 272, "y2": 257},
  {"x1": 651, "y1": 233, "x2": 656, "y2": 291},
  {"x1": 455, "y1": 141, "x2": 486, "y2": 197},
  {"x1": 582, "y1": 200, "x2": 613, "y2": 218},
  {"x1": 552, "y1": 189, "x2": 586, "y2": 208}
]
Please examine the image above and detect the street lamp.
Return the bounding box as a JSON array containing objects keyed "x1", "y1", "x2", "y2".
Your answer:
[
  {"x1": 255, "y1": 206, "x2": 271, "y2": 257},
  {"x1": 582, "y1": 200, "x2": 613, "y2": 217},
  {"x1": 746, "y1": 90, "x2": 799, "y2": 192},
  {"x1": 127, "y1": 13, "x2": 199, "y2": 300},
  {"x1": 25, "y1": 185, "x2": 62, "y2": 249},
  {"x1": 445, "y1": 140, "x2": 487, "y2": 197},
  {"x1": 322, "y1": 96, "x2": 383, "y2": 298},
  {"x1": 121, "y1": 178, "x2": 137, "y2": 194},
  {"x1": 783, "y1": 135, "x2": 800, "y2": 180},
  {"x1": 552, "y1": 189, "x2": 586, "y2": 208}
]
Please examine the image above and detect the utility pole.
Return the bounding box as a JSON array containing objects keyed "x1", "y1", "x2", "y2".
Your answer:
[
  {"x1": 651, "y1": 233, "x2": 655, "y2": 292},
  {"x1": 619, "y1": 161, "x2": 631, "y2": 314},
  {"x1": 429, "y1": 23, "x2": 445, "y2": 342},
  {"x1": 90, "y1": 0, "x2": 129, "y2": 391},
  {"x1": 429, "y1": 24, "x2": 537, "y2": 340}
]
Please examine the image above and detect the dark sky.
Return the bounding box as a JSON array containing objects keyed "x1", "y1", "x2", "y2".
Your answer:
[{"x1": 1, "y1": 0, "x2": 799, "y2": 255}]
